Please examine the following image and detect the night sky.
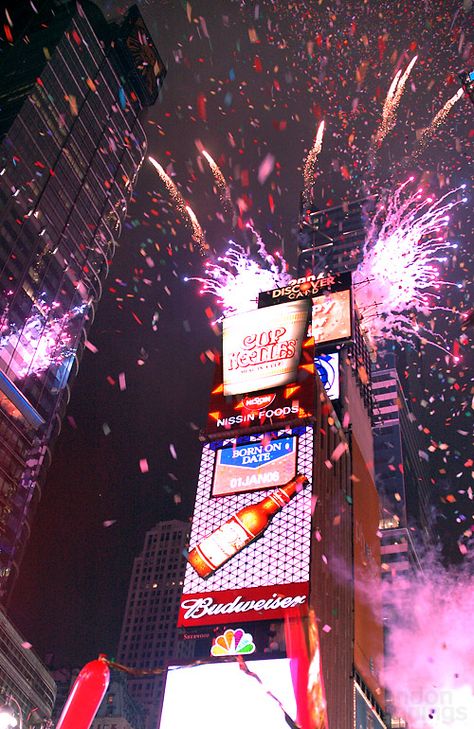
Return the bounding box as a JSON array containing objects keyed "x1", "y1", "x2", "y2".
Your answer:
[{"x1": 8, "y1": 0, "x2": 473, "y2": 668}]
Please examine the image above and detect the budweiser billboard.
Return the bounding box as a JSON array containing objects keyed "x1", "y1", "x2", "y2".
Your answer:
[
  {"x1": 206, "y1": 338, "x2": 315, "y2": 438},
  {"x1": 222, "y1": 299, "x2": 310, "y2": 396},
  {"x1": 178, "y1": 582, "x2": 308, "y2": 627},
  {"x1": 181, "y1": 426, "x2": 314, "y2": 627}
]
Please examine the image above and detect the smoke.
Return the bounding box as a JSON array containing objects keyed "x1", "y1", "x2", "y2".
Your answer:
[{"x1": 380, "y1": 559, "x2": 474, "y2": 728}]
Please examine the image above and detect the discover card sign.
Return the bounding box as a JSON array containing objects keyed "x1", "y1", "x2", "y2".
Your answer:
[{"x1": 222, "y1": 299, "x2": 310, "y2": 396}]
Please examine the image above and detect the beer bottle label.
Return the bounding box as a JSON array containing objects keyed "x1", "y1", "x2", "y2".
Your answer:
[{"x1": 195, "y1": 516, "x2": 256, "y2": 571}]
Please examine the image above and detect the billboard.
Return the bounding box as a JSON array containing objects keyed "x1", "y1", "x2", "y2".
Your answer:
[
  {"x1": 310, "y1": 288, "x2": 352, "y2": 346},
  {"x1": 222, "y1": 299, "x2": 310, "y2": 396},
  {"x1": 206, "y1": 338, "x2": 315, "y2": 437},
  {"x1": 212, "y1": 434, "x2": 297, "y2": 497},
  {"x1": 160, "y1": 659, "x2": 298, "y2": 729},
  {"x1": 315, "y1": 352, "x2": 340, "y2": 400},
  {"x1": 179, "y1": 426, "x2": 313, "y2": 627},
  {"x1": 258, "y1": 272, "x2": 351, "y2": 308}
]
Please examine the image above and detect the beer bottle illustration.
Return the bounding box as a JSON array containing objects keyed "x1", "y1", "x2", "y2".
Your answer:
[{"x1": 188, "y1": 474, "x2": 309, "y2": 578}]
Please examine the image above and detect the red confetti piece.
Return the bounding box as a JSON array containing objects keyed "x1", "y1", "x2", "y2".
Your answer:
[{"x1": 197, "y1": 93, "x2": 207, "y2": 121}]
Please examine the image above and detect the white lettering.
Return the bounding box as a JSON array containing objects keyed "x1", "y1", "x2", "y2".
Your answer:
[{"x1": 181, "y1": 593, "x2": 307, "y2": 620}]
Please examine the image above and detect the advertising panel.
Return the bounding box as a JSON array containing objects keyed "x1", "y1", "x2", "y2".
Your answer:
[
  {"x1": 310, "y1": 288, "x2": 352, "y2": 346},
  {"x1": 179, "y1": 426, "x2": 313, "y2": 628},
  {"x1": 222, "y1": 299, "x2": 310, "y2": 396},
  {"x1": 212, "y1": 434, "x2": 297, "y2": 497},
  {"x1": 206, "y1": 338, "x2": 315, "y2": 437},
  {"x1": 160, "y1": 659, "x2": 297, "y2": 729},
  {"x1": 314, "y1": 352, "x2": 340, "y2": 400},
  {"x1": 258, "y1": 272, "x2": 351, "y2": 308}
]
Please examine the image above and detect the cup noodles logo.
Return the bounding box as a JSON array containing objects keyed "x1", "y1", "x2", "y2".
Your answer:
[
  {"x1": 242, "y1": 393, "x2": 276, "y2": 412},
  {"x1": 222, "y1": 300, "x2": 309, "y2": 397}
]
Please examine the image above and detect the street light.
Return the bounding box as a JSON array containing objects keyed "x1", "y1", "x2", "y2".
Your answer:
[{"x1": 0, "y1": 696, "x2": 22, "y2": 729}]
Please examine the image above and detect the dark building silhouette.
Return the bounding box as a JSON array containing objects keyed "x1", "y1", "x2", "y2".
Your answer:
[{"x1": 0, "y1": 1, "x2": 165, "y2": 600}]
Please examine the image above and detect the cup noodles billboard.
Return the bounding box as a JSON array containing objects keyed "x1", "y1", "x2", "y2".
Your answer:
[
  {"x1": 222, "y1": 299, "x2": 310, "y2": 396},
  {"x1": 178, "y1": 426, "x2": 313, "y2": 627},
  {"x1": 206, "y1": 338, "x2": 315, "y2": 438}
]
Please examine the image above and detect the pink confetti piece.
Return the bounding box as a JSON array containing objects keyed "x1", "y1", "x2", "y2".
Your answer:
[
  {"x1": 139, "y1": 458, "x2": 149, "y2": 473},
  {"x1": 322, "y1": 624, "x2": 332, "y2": 633},
  {"x1": 258, "y1": 153, "x2": 275, "y2": 184},
  {"x1": 331, "y1": 442, "x2": 349, "y2": 461},
  {"x1": 103, "y1": 520, "x2": 116, "y2": 528},
  {"x1": 118, "y1": 372, "x2": 126, "y2": 391},
  {"x1": 84, "y1": 339, "x2": 98, "y2": 353},
  {"x1": 169, "y1": 444, "x2": 177, "y2": 459}
]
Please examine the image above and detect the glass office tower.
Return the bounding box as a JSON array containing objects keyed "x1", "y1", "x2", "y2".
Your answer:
[{"x1": 0, "y1": 1, "x2": 165, "y2": 599}]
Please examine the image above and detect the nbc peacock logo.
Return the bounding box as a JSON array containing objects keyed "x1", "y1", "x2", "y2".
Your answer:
[{"x1": 210, "y1": 628, "x2": 256, "y2": 657}]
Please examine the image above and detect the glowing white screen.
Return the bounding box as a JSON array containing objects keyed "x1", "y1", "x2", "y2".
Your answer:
[{"x1": 160, "y1": 658, "x2": 297, "y2": 729}]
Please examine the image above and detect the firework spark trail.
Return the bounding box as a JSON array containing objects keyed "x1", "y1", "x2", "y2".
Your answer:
[
  {"x1": 149, "y1": 156, "x2": 207, "y2": 255},
  {"x1": 148, "y1": 155, "x2": 190, "y2": 224},
  {"x1": 302, "y1": 120, "x2": 325, "y2": 199},
  {"x1": 414, "y1": 87, "x2": 465, "y2": 154},
  {"x1": 354, "y1": 179, "x2": 466, "y2": 350},
  {"x1": 374, "y1": 56, "x2": 418, "y2": 145},
  {"x1": 185, "y1": 204, "x2": 208, "y2": 255},
  {"x1": 186, "y1": 232, "x2": 290, "y2": 320},
  {"x1": 202, "y1": 149, "x2": 234, "y2": 217}
]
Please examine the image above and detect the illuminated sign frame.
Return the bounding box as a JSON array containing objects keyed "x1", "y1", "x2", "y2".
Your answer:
[
  {"x1": 222, "y1": 299, "x2": 310, "y2": 397},
  {"x1": 212, "y1": 433, "x2": 298, "y2": 497},
  {"x1": 310, "y1": 287, "x2": 353, "y2": 349},
  {"x1": 206, "y1": 338, "x2": 315, "y2": 438}
]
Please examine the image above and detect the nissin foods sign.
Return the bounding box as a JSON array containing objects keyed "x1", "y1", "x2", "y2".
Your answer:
[
  {"x1": 212, "y1": 436, "x2": 297, "y2": 496},
  {"x1": 222, "y1": 299, "x2": 310, "y2": 397}
]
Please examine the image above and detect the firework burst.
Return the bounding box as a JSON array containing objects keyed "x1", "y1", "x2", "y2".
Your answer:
[
  {"x1": 354, "y1": 179, "x2": 466, "y2": 351},
  {"x1": 414, "y1": 87, "x2": 465, "y2": 155},
  {"x1": 374, "y1": 56, "x2": 418, "y2": 146},
  {"x1": 202, "y1": 149, "x2": 234, "y2": 218},
  {"x1": 303, "y1": 120, "x2": 325, "y2": 200},
  {"x1": 185, "y1": 226, "x2": 290, "y2": 321},
  {"x1": 185, "y1": 204, "x2": 208, "y2": 255}
]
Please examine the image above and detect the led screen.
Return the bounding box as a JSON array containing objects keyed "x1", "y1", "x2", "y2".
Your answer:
[
  {"x1": 160, "y1": 659, "x2": 297, "y2": 729},
  {"x1": 212, "y1": 435, "x2": 297, "y2": 496},
  {"x1": 222, "y1": 299, "x2": 309, "y2": 396},
  {"x1": 179, "y1": 426, "x2": 313, "y2": 627},
  {"x1": 310, "y1": 288, "x2": 352, "y2": 346},
  {"x1": 315, "y1": 352, "x2": 340, "y2": 400}
]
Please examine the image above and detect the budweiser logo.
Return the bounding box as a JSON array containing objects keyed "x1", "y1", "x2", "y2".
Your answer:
[
  {"x1": 242, "y1": 393, "x2": 276, "y2": 411},
  {"x1": 181, "y1": 592, "x2": 307, "y2": 620}
]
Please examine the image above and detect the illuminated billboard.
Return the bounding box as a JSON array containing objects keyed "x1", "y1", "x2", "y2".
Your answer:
[
  {"x1": 258, "y1": 272, "x2": 351, "y2": 307},
  {"x1": 315, "y1": 352, "x2": 340, "y2": 400},
  {"x1": 160, "y1": 659, "x2": 298, "y2": 729},
  {"x1": 222, "y1": 299, "x2": 310, "y2": 396},
  {"x1": 310, "y1": 288, "x2": 352, "y2": 346},
  {"x1": 179, "y1": 426, "x2": 313, "y2": 627},
  {"x1": 206, "y1": 338, "x2": 315, "y2": 437},
  {"x1": 212, "y1": 434, "x2": 297, "y2": 497}
]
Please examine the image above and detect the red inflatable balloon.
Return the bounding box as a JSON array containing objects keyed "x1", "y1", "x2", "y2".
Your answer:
[{"x1": 56, "y1": 655, "x2": 110, "y2": 729}]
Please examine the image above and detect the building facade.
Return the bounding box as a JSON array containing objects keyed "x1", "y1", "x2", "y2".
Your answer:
[
  {"x1": 0, "y1": 607, "x2": 56, "y2": 727},
  {"x1": 0, "y1": 1, "x2": 165, "y2": 600},
  {"x1": 160, "y1": 278, "x2": 385, "y2": 729},
  {"x1": 372, "y1": 352, "x2": 432, "y2": 579},
  {"x1": 116, "y1": 520, "x2": 194, "y2": 729}
]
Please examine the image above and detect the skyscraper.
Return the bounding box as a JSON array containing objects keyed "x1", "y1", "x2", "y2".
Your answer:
[
  {"x1": 372, "y1": 352, "x2": 433, "y2": 579},
  {"x1": 0, "y1": 1, "x2": 165, "y2": 600},
  {"x1": 116, "y1": 520, "x2": 194, "y2": 729}
]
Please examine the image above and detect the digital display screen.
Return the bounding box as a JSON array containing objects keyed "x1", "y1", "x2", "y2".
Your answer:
[
  {"x1": 212, "y1": 435, "x2": 297, "y2": 496},
  {"x1": 222, "y1": 299, "x2": 309, "y2": 396},
  {"x1": 160, "y1": 659, "x2": 297, "y2": 729},
  {"x1": 314, "y1": 352, "x2": 340, "y2": 400},
  {"x1": 310, "y1": 288, "x2": 352, "y2": 346}
]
